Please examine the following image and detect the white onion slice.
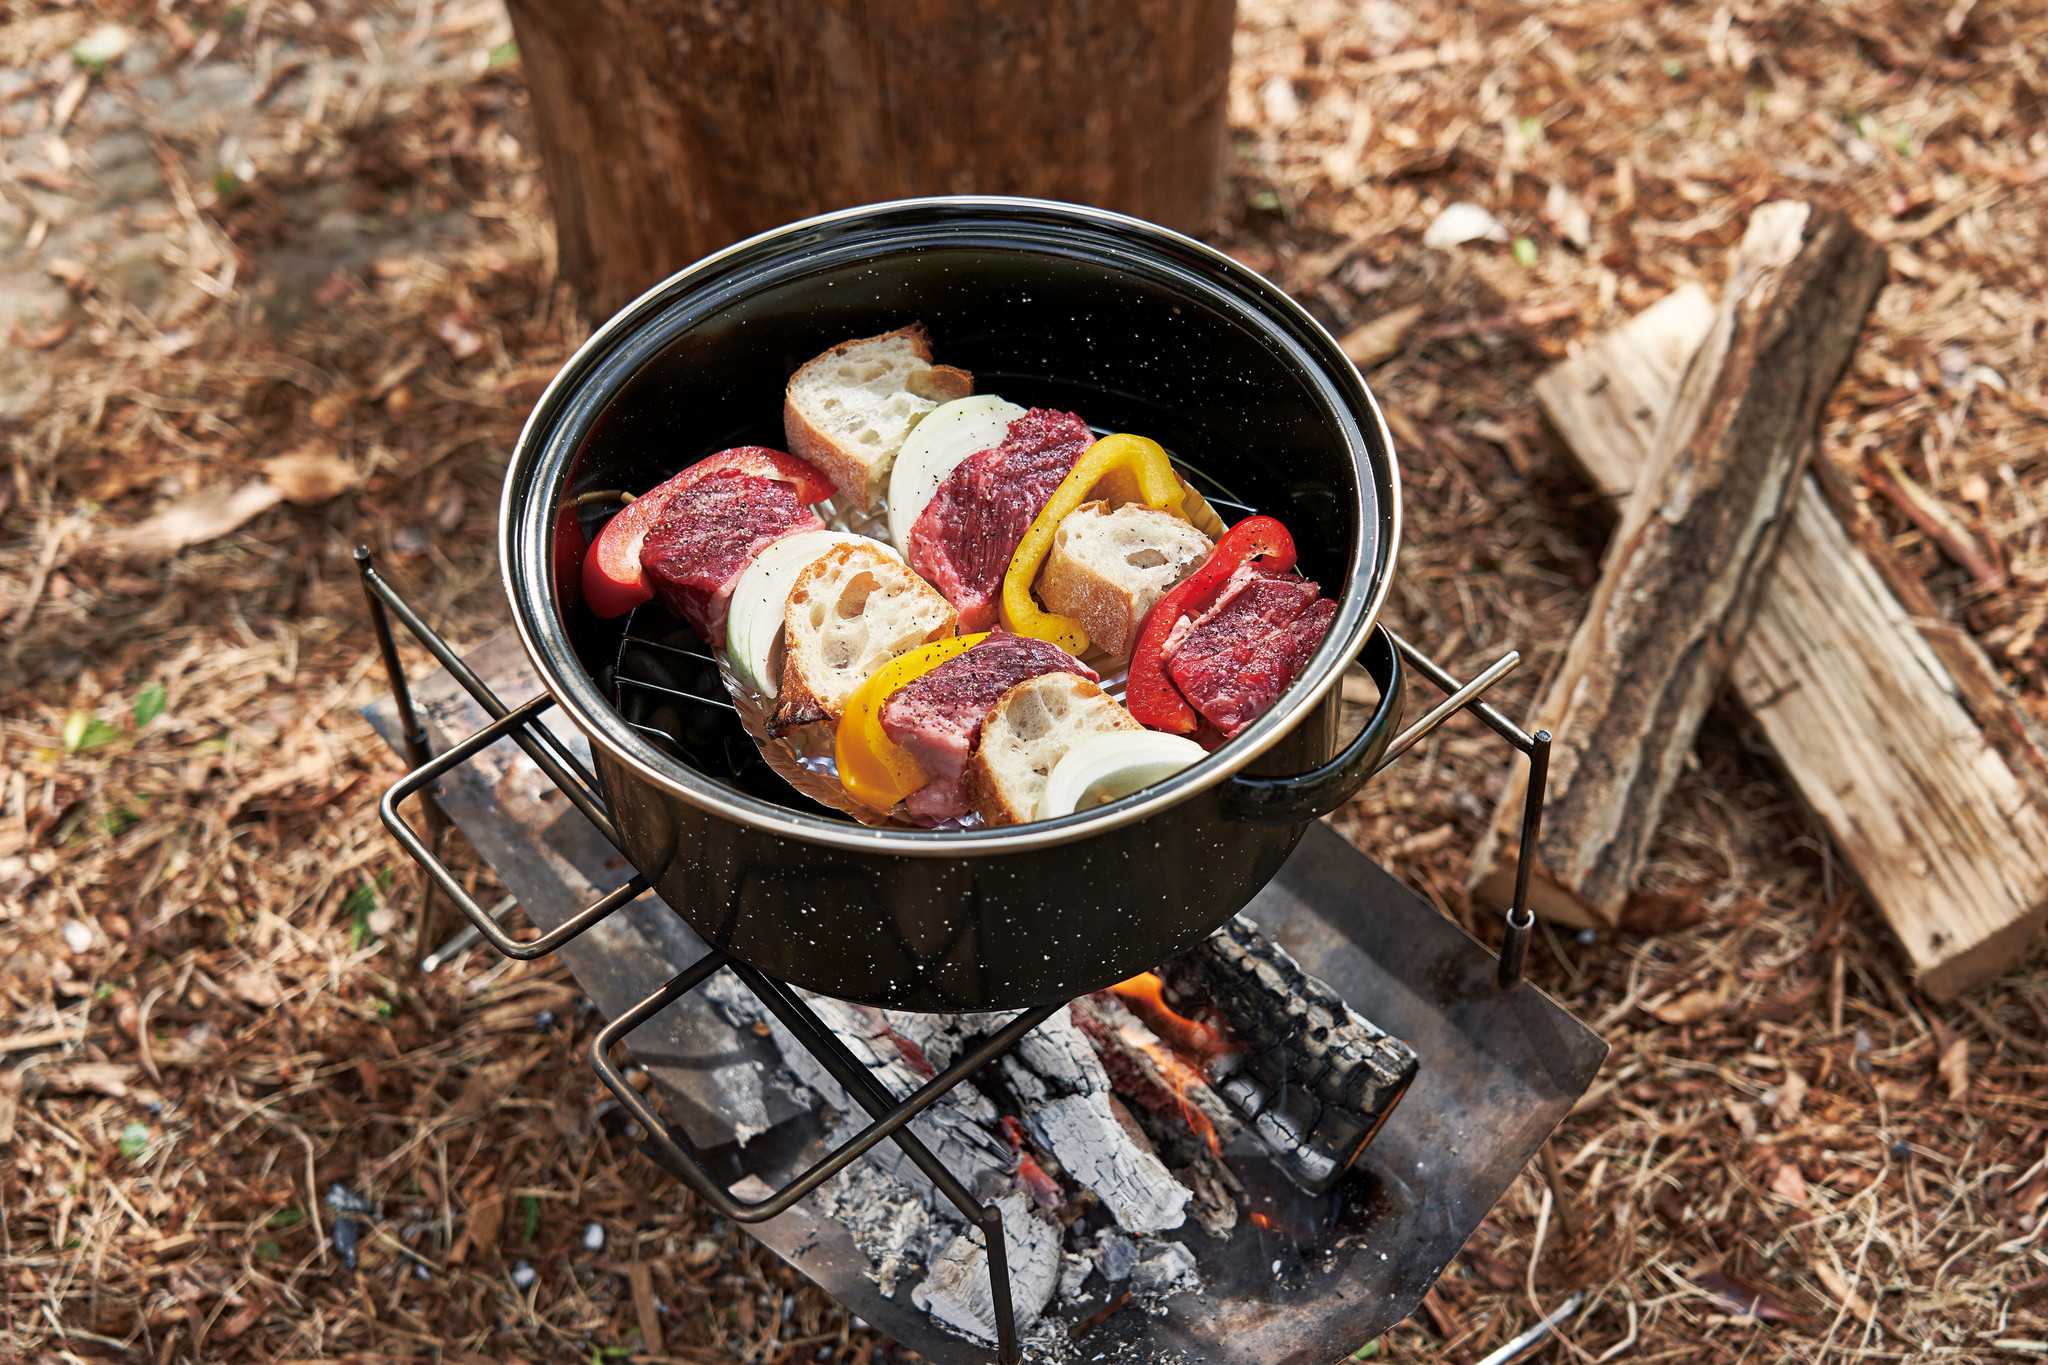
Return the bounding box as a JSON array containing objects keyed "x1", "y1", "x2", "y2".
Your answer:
[
  {"x1": 726, "y1": 530, "x2": 894, "y2": 696},
  {"x1": 885, "y1": 394, "x2": 1026, "y2": 550},
  {"x1": 1036, "y1": 731, "x2": 1208, "y2": 820}
]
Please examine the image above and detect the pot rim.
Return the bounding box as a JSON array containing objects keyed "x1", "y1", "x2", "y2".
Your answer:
[{"x1": 500, "y1": 196, "x2": 1402, "y2": 856}]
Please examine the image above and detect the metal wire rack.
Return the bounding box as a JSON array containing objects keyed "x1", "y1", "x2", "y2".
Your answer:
[{"x1": 355, "y1": 545, "x2": 1551, "y2": 1364}]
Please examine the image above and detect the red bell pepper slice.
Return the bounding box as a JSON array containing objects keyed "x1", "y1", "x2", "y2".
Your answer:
[
  {"x1": 1125, "y1": 515, "x2": 1297, "y2": 733},
  {"x1": 581, "y1": 447, "x2": 834, "y2": 618}
]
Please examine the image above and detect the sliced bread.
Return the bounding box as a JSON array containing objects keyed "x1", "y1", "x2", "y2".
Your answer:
[
  {"x1": 783, "y1": 324, "x2": 974, "y2": 512},
  {"x1": 1036, "y1": 501, "x2": 1215, "y2": 659},
  {"x1": 963, "y1": 673, "x2": 1140, "y2": 826},
  {"x1": 770, "y1": 542, "x2": 956, "y2": 734}
]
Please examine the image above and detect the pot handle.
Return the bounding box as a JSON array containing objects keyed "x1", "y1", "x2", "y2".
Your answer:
[{"x1": 1218, "y1": 624, "x2": 1405, "y2": 826}]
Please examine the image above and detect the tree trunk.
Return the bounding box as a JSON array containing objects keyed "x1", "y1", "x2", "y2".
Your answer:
[{"x1": 504, "y1": 0, "x2": 1237, "y2": 318}]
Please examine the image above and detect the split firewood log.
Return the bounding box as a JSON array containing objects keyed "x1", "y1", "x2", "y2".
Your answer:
[
  {"x1": 1473, "y1": 272, "x2": 2048, "y2": 997},
  {"x1": 1467, "y1": 201, "x2": 1889, "y2": 930}
]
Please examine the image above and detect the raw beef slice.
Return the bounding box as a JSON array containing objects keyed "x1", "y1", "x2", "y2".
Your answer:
[
  {"x1": 907, "y1": 409, "x2": 1094, "y2": 631},
  {"x1": 1163, "y1": 566, "x2": 1336, "y2": 738},
  {"x1": 880, "y1": 632, "x2": 1096, "y2": 821},
  {"x1": 640, "y1": 470, "x2": 824, "y2": 640}
]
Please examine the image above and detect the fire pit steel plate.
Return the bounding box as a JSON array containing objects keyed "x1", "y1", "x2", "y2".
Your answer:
[{"x1": 370, "y1": 633, "x2": 1606, "y2": 1365}]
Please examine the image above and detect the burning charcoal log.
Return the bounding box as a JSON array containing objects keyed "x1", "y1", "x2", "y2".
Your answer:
[
  {"x1": 1070, "y1": 992, "x2": 1240, "y2": 1147},
  {"x1": 1159, "y1": 915, "x2": 1419, "y2": 1194},
  {"x1": 1001, "y1": 1006, "x2": 1191, "y2": 1234},
  {"x1": 1129, "y1": 1240, "x2": 1201, "y2": 1296},
  {"x1": 911, "y1": 1191, "x2": 1061, "y2": 1344},
  {"x1": 1069, "y1": 992, "x2": 1242, "y2": 1237},
  {"x1": 703, "y1": 977, "x2": 1191, "y2": 1233},
  {"x1": 1058, "y1": 1251, "x2": 1093, "y2": 1301},
  {"x1": 701, "y1": 973, "x2": 1014, "y2": 1199},
  {"x1": 1095, "y1": 1228, "x2": 1137, "y2": 1282}
]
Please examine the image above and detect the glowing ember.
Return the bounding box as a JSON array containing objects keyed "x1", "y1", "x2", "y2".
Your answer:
[
  {"x1": 1108, "y1": 972, "x2": 1234, "y2": 1057},
  {"x1": 996, "y1": 1115, "x2": 1065, "y2": 1209},
  {"x1": 879, "y1": 1026, "x2": 936, "y2": 1079}
]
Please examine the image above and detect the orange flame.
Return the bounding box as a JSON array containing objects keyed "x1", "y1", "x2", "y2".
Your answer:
[
  {"x1": 1249, "y1": 1212, "x2": 1274, "y2": 1231},
  {"x1": 1108, "y1": 973, "x2": 1233, "y2": 1058},
  {"x1": 1128, "y1": 1034, "x2": 1222, "y2": 1156}
]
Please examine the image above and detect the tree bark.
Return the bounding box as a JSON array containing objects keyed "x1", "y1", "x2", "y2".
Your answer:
[
  {"x1": 504, "y1": 0, "x2": 1237, "y2": 318},
  {"x1": 1480, "y1": 270, "x2": 2048, "y2": 998},
  {"x1": 1465, "y1": 201, "x2": 1888, "y2": 927}
]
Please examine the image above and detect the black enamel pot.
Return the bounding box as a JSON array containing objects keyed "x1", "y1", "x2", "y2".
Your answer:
[{"x1": 500, "y1": 198, "x2": 1404, "y2": 1012}]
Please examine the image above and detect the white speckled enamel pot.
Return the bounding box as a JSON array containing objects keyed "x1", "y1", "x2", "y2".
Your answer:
[{"x1": 500, "y1": 198, "x2": 1403, "y2": 1011}]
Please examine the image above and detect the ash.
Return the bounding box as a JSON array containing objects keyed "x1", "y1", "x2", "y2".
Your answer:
[
  {"x1": 699, "y1": 971, "x2": 1211, "y2": 1345},
  {"x1": 687, "y1": 919, "x2": 1419, "y2": 1352}
]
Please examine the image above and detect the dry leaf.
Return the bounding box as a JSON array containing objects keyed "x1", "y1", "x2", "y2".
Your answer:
[
  {"x1": 1695, "y1": 1269, "x2": 1811, "y2": 1325},
  {"x1": 1770, "y1": 1162, "x2": 1809, "y2": 1205},
  {"x1": 460, "y1": 1189, "x2": 504, "y2": 1261},
  {"x1": 99, "y1": 481, "x2": 284, "y2": 561},
  {"x1": 224, "y1": 967, "x2": 281, "y2": 1007},
  {"x1": 46, "y1": 258, "x2": 93, "y2": 291},
  {"x1": 38, "y1": 1062, "x2": 143, "y2": 1098},
  {"x1": 1875, "y1": 1077, "x2": 1925, "y2": 1105},
  {"x1": 1462, "y1": 1244, "x2": 1522, "y2": 1290},
  {"x1": 436, "y1": 313, "x2": 485, "y2": 360},
  {"x1": 265, "y1": 452, "x2": 360, "y2": 505},
  {"x1": 1339, "y1": 303, "x2": 1425, "y2": 369},
  {"x1": 2009, "y1": 1172, "x2": 2048, "y2": 1223},
  {"x1": 1773, "y1": 1070, "x2": 1808, "y2": 1127},
  {"x1": 1544, "y1": 181, "x2": 1593, "y2": 249},
  {"x1": 1424, "y1": 201, "x2": 1509, "y2": 248},
  {"x1": 1724, "y1": 1098, "x2": 1759, "y2": 1141},
  {"x1": 452, "y1": 1055, "x2": 535, "y2": 1116},
  {"x1": 1813, "y1": 1261, "x2": 1877, "y2": 1324},
  {"x1": 308, "y1": 392, "x2": 353, "y2": 429},
  {"x1": 1619, "y1": 889, "x2": 1709, "y2": 933},
  {"x1": 428, "y1": 480, "x2": 467, "y2": 532},
  {"x1": 1650, "y1": 980, "x2": 1730, "y2": 1024},
  {"x1": 1938, "y1": 1035, "x2": 1970, "y2": 1100}
]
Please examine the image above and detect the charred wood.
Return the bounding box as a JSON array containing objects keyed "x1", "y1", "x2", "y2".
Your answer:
[
  {"x1": 1160, "y1": 915, "x2": 1420, "y2": 1194},
  {"x1": 911, "y1": 1191, "x2": 1063, "y2": 1344},
  {"x1": 1001, "y1": 1006, "x2": 1192, "y2": 1234}
]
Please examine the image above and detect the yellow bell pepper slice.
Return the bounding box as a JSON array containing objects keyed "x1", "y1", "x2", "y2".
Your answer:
[
  {"x1": 1000, "y1": 434, "x2": 1186, "y2": 654},
  {"x1": 835, "y1": 633, "x2": 991, "y2": 811}
]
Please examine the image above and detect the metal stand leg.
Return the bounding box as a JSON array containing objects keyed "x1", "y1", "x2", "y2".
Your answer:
[
  {"x1": 357, "y1": 550, "x2": 1077, "y2": 1363},
  {"x1": 1384, "y1": 636, "x2": 1553, "y2": 990},
  {"x1": 1497, "y1": 729, "x2": 1550, "y2": 990},
  {"x1": 739, "y1": 966, "x2": 1035, "y2": 1365},
  {"x1": 355, "y1": 546, "x2": 446, "y2": 967}
]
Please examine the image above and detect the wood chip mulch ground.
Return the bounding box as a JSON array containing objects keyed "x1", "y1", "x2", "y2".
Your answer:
[{"x1": 2, "y1": 1, "x2": 2045, "y2": 1362}]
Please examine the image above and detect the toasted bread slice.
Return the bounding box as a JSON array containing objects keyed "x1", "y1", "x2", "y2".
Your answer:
[
  {"x1": 783, "y1": 324, "x2": 974, "y2": 512},
  {"x1": 770, "y1": 543, "x2": 956, "y2": 734},
  {"x1": 1036, "y1": 501, "x2": 1215, "y2": 659},
  {"x1": 964, "y1": 673, "x2": 1140, "y2": 826}
]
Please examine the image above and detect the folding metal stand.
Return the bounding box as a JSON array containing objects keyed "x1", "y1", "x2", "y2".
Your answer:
[{"x1": 355, "y1": 546, "x2": 1555, "y2": 1365}]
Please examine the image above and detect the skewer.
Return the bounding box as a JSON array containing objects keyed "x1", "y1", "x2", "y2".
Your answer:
[{"x1": 613, "y1": 674, "x2": 738, "y2": 712}]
